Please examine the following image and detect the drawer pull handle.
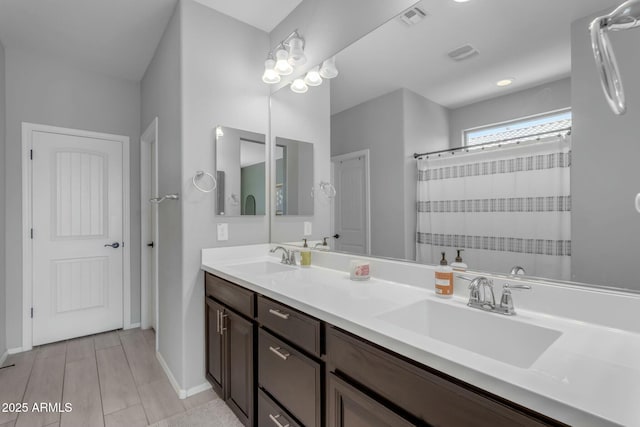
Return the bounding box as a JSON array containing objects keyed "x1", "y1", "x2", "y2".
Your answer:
[
  {"x1": 269, "y1": 309, "x2": 290, "y2": 320},
  {"x1": 219, "y1": 312, "x2": 228, "y2": 335},
  {"x1": 269, "y1": 346, "x2": 290, "y2": 360},
  {"x1": 269, "y1": 414, "x2": 290, "y2": 427},
  {"x1": 216, "y1": 310, "x2": 220, "y2": 334}
]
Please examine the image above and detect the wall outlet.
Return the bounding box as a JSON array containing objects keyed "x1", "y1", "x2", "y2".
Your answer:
[
  {"x1": 304, "y1": 221, "x2": 312, "y2": 236},
  {"x1": 217, "y1": 223, "x2": 229, "y2": 241}
]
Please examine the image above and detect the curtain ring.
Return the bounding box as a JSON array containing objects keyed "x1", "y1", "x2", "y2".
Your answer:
[{"x1": 193, "y1": 171, "x2": 216, "y2": 193}]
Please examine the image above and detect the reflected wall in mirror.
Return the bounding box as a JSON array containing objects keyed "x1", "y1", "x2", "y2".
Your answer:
[
  {"x1": 271, "y1": 0, "x2": 640, "y2": 292},
  {"x1": 215, "y1": 126, "x2": 266, "y2": 216},
  {"x1": 275, "y1": 137, "x2": 314, "y2": 216}
]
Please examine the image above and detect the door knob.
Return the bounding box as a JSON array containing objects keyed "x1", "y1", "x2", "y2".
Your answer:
[
  {"x1": 147, "y1": 242, "x2": 154, "y2": 248},
  {"x1": 104, "y1": 242, "x2": 120, "y2": 249}
]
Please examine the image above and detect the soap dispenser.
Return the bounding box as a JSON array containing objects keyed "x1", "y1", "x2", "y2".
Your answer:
[
  {"x1": 435, "y1": 252, "x2": 454, "y2": 297},
  {"x1": 451, "y1": 249, "x2": 467, "y2": 290},
  {"x1": 300, "y1": 238, "x2": 311, "y2": 268}
]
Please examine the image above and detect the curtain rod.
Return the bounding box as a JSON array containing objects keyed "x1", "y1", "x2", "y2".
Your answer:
[{"x1": 413, "y1": 128, "x2": 572, "y2": 159}]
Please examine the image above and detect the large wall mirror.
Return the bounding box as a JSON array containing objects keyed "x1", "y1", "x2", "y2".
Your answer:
[
  {"x1": 270, "y1": 0, "x2": 640, "y2": 292},
  {"x1": 215, "y1": 126, "x2": 267, "y2": 216}
]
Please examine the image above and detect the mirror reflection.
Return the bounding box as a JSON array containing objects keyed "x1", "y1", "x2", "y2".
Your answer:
[
  {"x1": 215, "y1": 126, "x2": 266, "y2": 216},
  {"x1": 275, "y1": 137, "x2": 314, "y2": 216},
  {"x1": 272, "y1": 0, "x2": 640, "y2": 291}
]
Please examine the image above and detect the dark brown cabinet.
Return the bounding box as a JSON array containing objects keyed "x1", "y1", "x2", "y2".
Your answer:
[
  {"x1": 327, "y1": 373, "x2": 415, "y2": 427},
  {"x1": 205, "y1": 297, "x2": 225, "y2": 393},
  {"x1": 205, "y1": 274, "x2": 256, "y2": 427}
]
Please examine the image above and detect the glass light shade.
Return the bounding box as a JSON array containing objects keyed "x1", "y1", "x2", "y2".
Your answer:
[
  {"x1": 287, "y1": 37, "x2": 307, "y2": 66},
  {"x1": 290, "y1": 78, "x2": 308, "y2": 94},
  {"x1": 262, "y1": 59, "x2": 281, "y2": 84},
  {"x1": 304, "y1": 67, "x2": 323, "y2": 87},
  {"x1": 274, "y1": 49, "x2": 293, "y2": 75},
  {"x1": 319, "y1": 56, "x2": 339, "y2": 79}
]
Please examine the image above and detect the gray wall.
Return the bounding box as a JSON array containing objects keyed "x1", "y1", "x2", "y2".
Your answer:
[
  {"x1": 331, "y1": 89, "x2": 405, "y2": 259},
  {"x1": 449, "y1": 78, "x2": 571, "y2": 148},
  {"x1": 0, "y1": 41, "x2": 6, "y2": 357},
  {"x1": 181, "y1": 0, "x2": 270, "y2": 390},
  {"x1": 403, "y1": 89, "x2": 450, "y2": 261},
  {"x1": 571, "y1": 12, "x2": 640, "y2": 290},
  {"x1": 331, "y1": 88, "x2": 449, "y2": 261},
  {"x1": 271, "y1": 82, "x2": 331, "y2": 243},
  {"x1": 141, "y1": 4, "x2": 183, "y2": 383},
  {"x1": 4, "y1": 47, "x2": 142, "y2": 349},
  {"x1": 269, "y1": 0, "x2": 417, "y2": 92}
]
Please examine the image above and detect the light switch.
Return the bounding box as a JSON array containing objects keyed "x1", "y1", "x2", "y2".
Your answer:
[
  {"x1": 217, "y1": 223, "x2": 229, "y2": 241},
  {"x1": 304, "y1": 221, "x2": 312, "y2": 236}
]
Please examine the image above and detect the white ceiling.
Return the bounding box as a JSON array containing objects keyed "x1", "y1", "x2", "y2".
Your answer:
[
  {"x1": 192, "y1": 0, "x2": 302, "y2": 32},
  {"x1": 331, "y1": 0, "x2": 620, "y2": 113},
  {"x1": 0, "y1": 0, "x2": 178, "y2": 81}
]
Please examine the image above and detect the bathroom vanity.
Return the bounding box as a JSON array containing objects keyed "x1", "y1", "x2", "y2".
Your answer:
[{"x1": 202, "y1": 245, "x2": 640, "y2": 427}]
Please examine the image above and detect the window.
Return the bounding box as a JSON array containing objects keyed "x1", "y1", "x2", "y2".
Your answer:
[{"x1": 464, "y1": 110, "x2": 572, "y2": 147}]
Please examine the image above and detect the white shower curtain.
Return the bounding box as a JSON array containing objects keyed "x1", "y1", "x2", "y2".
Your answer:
[{"x1": 416, "y1": 136, "x2": 571, "y2": 281}]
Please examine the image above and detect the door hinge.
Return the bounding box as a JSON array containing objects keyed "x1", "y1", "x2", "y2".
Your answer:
[
  {"x1": 30, "y1": 228, "x2": 33, "y2": 239},
  {"x1": 30, "y1": 149, "x2": 33, "y2": 160},
  {"x1": 30, "y1": 307, "x2": 33, "y2": 318}
]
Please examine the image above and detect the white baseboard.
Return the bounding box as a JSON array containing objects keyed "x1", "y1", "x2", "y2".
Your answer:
[
  {"x1": 156, "y1": 351, "x2": 187, "y2": 399},
  {"x1": 186, "y1": 381, "x2": 212, "y2": 397},
  {"x1": 126, "y1": 322, "x2": 141, "y2": 330},
  {"x1": 8, "y1": 347, "x2": 24, "y2": 355},
  {"x1": 0, "y1": 349, "x2": 8, "y2": 367}
]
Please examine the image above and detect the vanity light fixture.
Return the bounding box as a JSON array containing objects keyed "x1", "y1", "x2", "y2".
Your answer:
[
  {"x1": 496, "y1": 78, "x2": 514, "y2": 87},
  {"x1": 290, "y1": 78, "x2": 309, "y2": 94},
  {"x1": 287, "y1": 36, "x2": 307, "y2": 66},
  {"x1": 262, "y1": 58, "x2": 281, "y2": 84},
  {"x1": 319, "y1": 56, "x2": 339, "y2": 79},
  {"x1": 304, "y1": 66, "x2": 323, "y2": 87},
  {"x1": 274, "y1": 48, "x2": 293, "y2": 75}
]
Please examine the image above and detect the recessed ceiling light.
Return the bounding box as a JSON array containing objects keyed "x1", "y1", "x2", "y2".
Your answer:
[
  {"x1": 453, "y1": 0, "x2": 471, "y2": 3},
  {"x1": 496, "y1": 78, "x2": 514, "y2": 87}
]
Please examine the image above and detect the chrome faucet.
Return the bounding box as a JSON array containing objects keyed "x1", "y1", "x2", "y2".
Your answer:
[
  {"x1": 270, "y1": 246, "x2": 297, "y2": 266},
  {"x1": 459, "y1": 276, "x2": 531, "y2": 316},
  {"x1": 509, "y1": 266, "x2": 526, "y2": 275}
]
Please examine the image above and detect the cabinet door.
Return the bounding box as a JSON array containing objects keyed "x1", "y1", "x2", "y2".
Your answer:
[
  {"x1": 205, "y1": 297, "x2": 225, "y2": 396},
  {"x1": 328, "y1": 374, "x2": 415, "y2": 427},
  {"x1": 225, "y1": 310, "x2": 255, "y2": 427}
]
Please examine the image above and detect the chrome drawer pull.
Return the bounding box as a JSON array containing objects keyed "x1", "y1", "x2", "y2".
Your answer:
[
  {"x1": 219, "y1": 312, "x2": 228, "y2": 335},
  {"x1": 269, "y1": 309, "x2": 290, "y2": 320},
  {"x1": 269, "y1": 413, "x2": 290, "y2": 427},
  {"x1": 269, "y1": 346, "x2": 290, "y2": 360}
]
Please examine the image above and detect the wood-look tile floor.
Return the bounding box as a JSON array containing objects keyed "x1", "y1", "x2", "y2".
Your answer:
[{"x1": 0, "y1": 329, "x2": 236, "y2": 427}]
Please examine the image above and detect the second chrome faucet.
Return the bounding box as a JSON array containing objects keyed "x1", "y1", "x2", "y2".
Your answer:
[{"x1": 459, "y1": 276, "x2": 531, "y2": 316}]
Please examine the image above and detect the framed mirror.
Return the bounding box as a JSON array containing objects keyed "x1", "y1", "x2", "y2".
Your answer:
[
  {"x1": 270, "y1": 0, "x2": 640, "y2": 292},
  {"x1": 215, "y1": 126, "x2": 267, "y2": 216},
  {"x1": 275, "y1": 137, "x2": 314, "y2": 216}
]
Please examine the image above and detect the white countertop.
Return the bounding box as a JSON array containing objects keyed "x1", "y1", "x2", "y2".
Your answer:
[{"x1": 202, "y1": 245, "x2": 640, "y2": 427}]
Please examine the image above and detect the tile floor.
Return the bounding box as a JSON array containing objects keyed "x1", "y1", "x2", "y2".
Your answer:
[{"x1": 0, "y1": 328, "x2": 242, "y2": 427}]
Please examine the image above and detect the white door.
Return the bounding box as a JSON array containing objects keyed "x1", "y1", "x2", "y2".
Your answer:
[
  {"x1": 332, "y1": 153, "x2": 369, "y2": 255},
  {"x1": 32, "y1": 130, "x2": 124, "y2": 345}
]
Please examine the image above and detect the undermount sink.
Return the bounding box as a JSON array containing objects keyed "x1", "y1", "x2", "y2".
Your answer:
[
  {"x1": 226, "y1": 260, "x2": 296, "y2": 275},
  {"x1": 376, "y1": 300, "x2": 561, "y2": 369}
]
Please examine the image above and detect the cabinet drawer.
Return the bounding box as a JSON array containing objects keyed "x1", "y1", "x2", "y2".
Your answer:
[
  {"x1": 257, "y1": 295, "x2": 321, "y2": 356},
  {"x1": 258, "y1": 389, "x2": 302, "y2": 427},
  {"x1": 327, "y1": 373, "x2": 415, "y2": 427},
  {"x1": 326, "y1": 327, "x2": 560, "y2": 427},
  {"x1": 205, "y1": 273, "x2": 255, "y2": 318},
  {"x1": 258, "y1": 329, "x2": 321, "y2": 427}
]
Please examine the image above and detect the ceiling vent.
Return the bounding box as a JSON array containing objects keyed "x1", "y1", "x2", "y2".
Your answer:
[
  {"x1": 448, "y1": 44, "x2": 480, "y2": 61},
  {"x1": 398, "y1": 7, "x2": 428, "y2": 26}
]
